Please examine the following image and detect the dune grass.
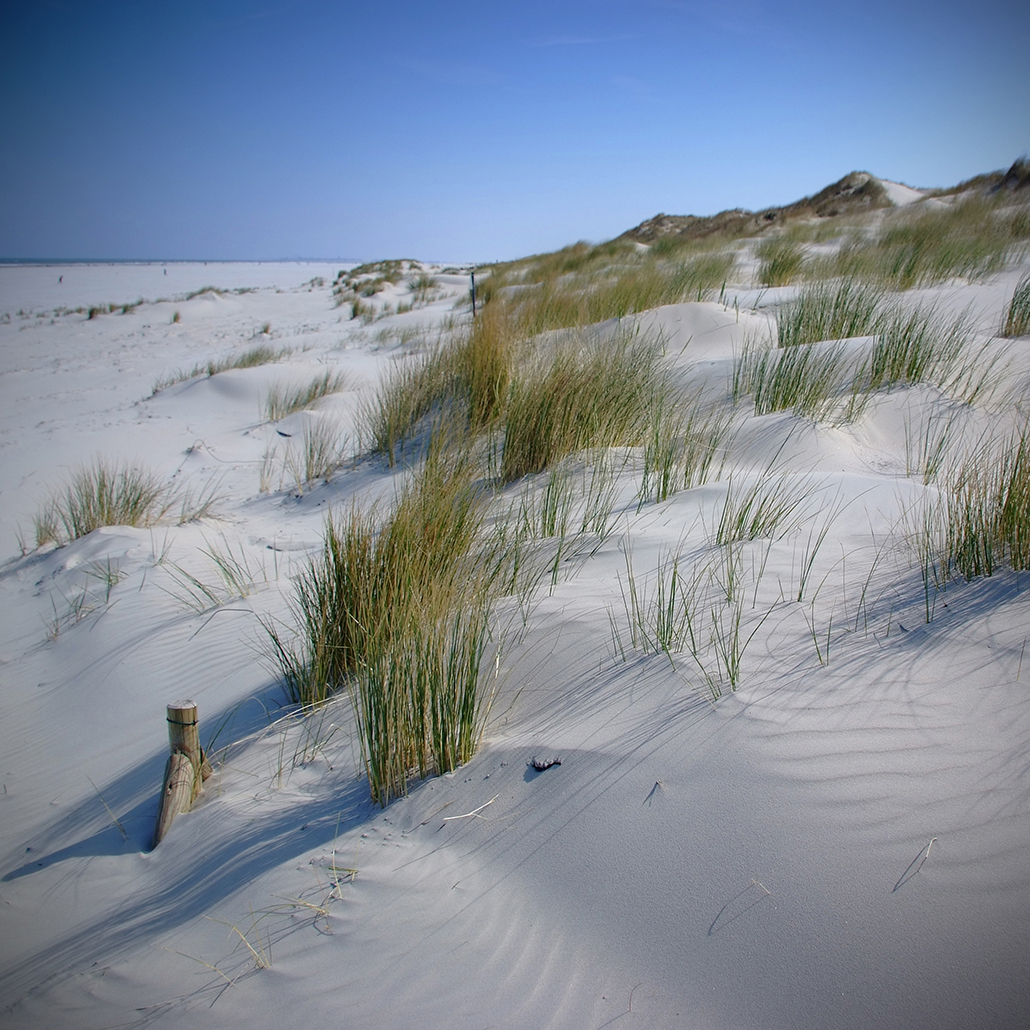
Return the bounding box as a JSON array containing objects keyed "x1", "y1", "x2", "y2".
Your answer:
[
  {"x1": 265, "y1": 370, "x2": 348, "y2": 422},
  {"x1": 499, "y1": 328, "x2": 667, "y2": 481},
  {"x1": 154, "y1": 344, "x2": 290, "y2": 393},
  {"x1": 361, "y1": 338, "x2": 467, "y2": 464},
  {"x1": 361, "y1": 304, "x2": 520, "y2": 465},
  {"x1": 756, "y1": 236, "x2": 805, "y2": 286},
  {"x1": 1002, "y1": 273, "x2": 1030, "y2": 337},
  {"x1": 864, "y1": 305, "x2": 967, "y2": 392},
  {"x1": 267, "y1": 444, "x2": 496, "y2": 804},
  {"x1": 737, "y1": 286, "x2": 999, "y2": 422},
  {"x1": 942, "y1": 423, "x2": 1030, "y2": 578},
  {"x1": 476, "y1": 233, "x2": 734, "y2": 330},
  {"x1": 33, "y1": 461, "x2": 169, "y2": 548},
  {"x1": 613, "y1": 541, "x2": 769, "y2": 697},
  {"x1": 907, "y1": 421, "x2": 1030, "y2": 624},
  {"x1": 205, "y1": 343, "x2": 289, "y2": 376},
  {"x1": 904, "y1": 406, "x2": 968, "y2": 482},
  {"x1": 362, "y1": 305, "x2": 670, "y2": 484},
  {"x1": 284, "y1": 419, "x2": 349, "y2": 489},
  {"x1": 494, "y1": 252, "x2": 735, "y2": 337},
  {"x1": 638, "y1": 391, "x2": 732, "y2": 505},
  {"x1": 31, "y1": 459, "x2": 219, "y2": 548},
  {"x1": 815, "y1": 195, "x2": 1030, "y2": 289},
  {"x1": 715, "y1": 475, "x2": 811, "y2": 545},
  {"x1": 776, "y1": 278, "x2": 883, "y2": 349},
  {"x1": 733, "y1": 333, "x2": 853, "y2": 421}
]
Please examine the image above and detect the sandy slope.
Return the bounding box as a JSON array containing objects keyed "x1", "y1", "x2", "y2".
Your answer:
[
  {"x1": 878, "y1": 178, "x2": 926, "y2": 207},
  {"x1": 1, "y1": 259, "x2": 1029, "y2": 1029}
]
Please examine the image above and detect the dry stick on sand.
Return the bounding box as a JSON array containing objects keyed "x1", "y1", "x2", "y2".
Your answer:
[
  {"x1": 892, "y1": 837, "x2": 938, "y2": 892},
  {"x1": 442, "y1": 795, "x2": 498, "y2": 821}
]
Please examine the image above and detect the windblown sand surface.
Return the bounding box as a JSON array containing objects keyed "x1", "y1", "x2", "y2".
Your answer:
[{"x1": 1, "y1": 258, "x2": 1028, "y2": 1029}]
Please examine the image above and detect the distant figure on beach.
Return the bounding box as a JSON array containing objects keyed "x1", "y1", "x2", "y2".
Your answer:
[
  {"x1": 164, "y1": 268, "x2": 167, "y2": 275},
  {"x1": 58, "y1": 275, "x2": 62, "y2": 283}
]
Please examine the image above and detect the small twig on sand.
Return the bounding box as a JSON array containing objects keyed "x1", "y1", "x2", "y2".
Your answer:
[{"x1": 442, "y1": 795, "x2": 498, "y2": 821}]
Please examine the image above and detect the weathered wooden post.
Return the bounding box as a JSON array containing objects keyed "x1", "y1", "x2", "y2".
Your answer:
[{"x1": 153, "y1": 700, "x2": 212, "y2": 848}]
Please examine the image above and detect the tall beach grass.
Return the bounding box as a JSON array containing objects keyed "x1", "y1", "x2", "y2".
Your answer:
[
  {"x1": 814, "y1": 195, "x2": 1030, "y2": 289},
  {"x1": 1002, "y1": 273, "x2": 1030, "y2": 337},
  {"x1": 267, "y1": 445, "x2": 496, "y2": 804},
  {"x1": 32, "y1": 459, "x2": 218, "y2": 548}
]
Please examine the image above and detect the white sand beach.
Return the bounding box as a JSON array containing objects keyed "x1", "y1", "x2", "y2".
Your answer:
[{"x1": 1, "y1": 199, "x2": 1029, "y2": 1030}]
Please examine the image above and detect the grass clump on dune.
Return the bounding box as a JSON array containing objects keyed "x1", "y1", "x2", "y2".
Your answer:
[
  {"x1": 499, "y1": 328, "x2": 667, "y2": 481},
  {"x1": 776, "y1": 278, "x2": 883, "y2": 349},
  {"x1": 733, "y1": 334, "x2": 852, "y2": 421},
  {"x1": 34, "y1": 460, "x2": 168, "y2": 548},
  {"x1": 756, "y1": 236, "x2": 805, "y2": 286},
  {"x1": 736, "y1": 295, "x2": 997, "y2": 422},
  {"x1": 31, "y1": 459, "x2": 218, "y2": 548},
  {"x1": 817, "y1": 195, "x2": 1030, "y2": 289},
  {"x1": 205, "y1": 343, "x2": 288, "y2": 375},
  {"x1": 267, "y1": 444, "x2": 495, "y2": 805},
  {"x1": 265, "y1": 370, "x2": 348, "y2": 421},
  {"x1": 863, "y1": 305, "x2": 968, "y2": 392},
  {"x1": 1002, "y1": 273, "x2": 1030, "y2": 337},
  {"x1": 153, "y1": 344, "x2": 290, "y2": 393},
  {"x1": 362, "y1": 306, "x2": 670, "y2": 484},
  {"x1": 362, "y1": 303, "x2": 520, "y2": 465},
  {"x1": 941, "y1": 424, "x2": 1030, "y2": 579}
]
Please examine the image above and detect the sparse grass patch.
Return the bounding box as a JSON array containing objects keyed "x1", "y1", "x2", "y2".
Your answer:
[
  {"x1": 777, "y1": 278, "x2": 883, "y2": 349},
  {"x1": 639, "y1": 391, "x2": 732, "y2": 504},
  {"x1": 210, "y1": 344, "x2": 288, "y2": 374},
  {"x1": 904, "y1": 406, "x2": 967, "y2": 482},
  {"x1": 153, "y1": 344, "x2": 290, "y2": 392},
  {"x1": 285, "y1": 418, "x2": 348, "y2": 488},
  {"x1": 265, "y1": 371, "x2": 348, "y2": 421},
  {"x1": 817, "y1": 196, "x2": 1030, "y2": 289},
  {"x1": 733, "y1": 332, "x2": 853, "y2": 421},
  {"x1": 612, "y1": 541, "x2": 770, "y2": 697},
  {"x1": 1003, "y1": 273, "x2": 1030, "y2": 337},
  {"x1": 715, "y1": 475, "x2": 811, "y2": 545},
  {"x1": 33, "y1": 460, "x2": 170, "y2": 547},
  {"x1": 184, "y1": 285, "x2": 223, "y2": 301},
  {"x1": 756, "y1": 236, "x2": 805, "y2": 286}
]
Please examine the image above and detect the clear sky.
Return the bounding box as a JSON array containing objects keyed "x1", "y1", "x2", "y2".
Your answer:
[{"x1": 1, "y1": 0, "x2": 1028, "y2": 263}]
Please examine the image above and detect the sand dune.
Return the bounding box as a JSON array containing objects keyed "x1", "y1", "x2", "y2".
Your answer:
[{"x1": 1, "y1": 234, "x2": 1028, "y2": 1029}]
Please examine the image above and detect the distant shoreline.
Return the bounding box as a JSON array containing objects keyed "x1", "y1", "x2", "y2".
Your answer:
[{"x1": 0, "y1": 257, "x2": 359, "y2": 267}]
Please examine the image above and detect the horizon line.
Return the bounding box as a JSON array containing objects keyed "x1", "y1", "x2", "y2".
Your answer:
[{"x1": 0, "y1": 257, "x2": 363, "y2": 266}]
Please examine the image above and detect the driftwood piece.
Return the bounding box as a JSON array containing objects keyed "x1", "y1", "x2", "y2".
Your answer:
[{"x1": 153, "y1": 751, "x2": 196, "y2": 848}]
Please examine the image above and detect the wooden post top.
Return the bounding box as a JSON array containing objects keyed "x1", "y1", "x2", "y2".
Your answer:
[{"x1": 166, "y1": 702, "x2": 198, "y2": 725}]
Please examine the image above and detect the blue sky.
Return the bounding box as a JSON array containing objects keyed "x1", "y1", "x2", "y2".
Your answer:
[{"x1": 1, "y1": 0, "x2": 1027, "y2": 263}]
